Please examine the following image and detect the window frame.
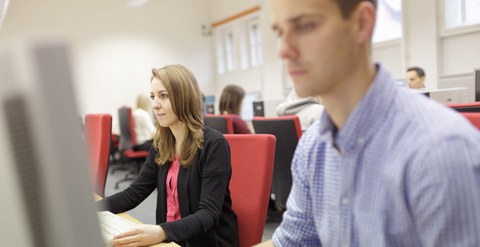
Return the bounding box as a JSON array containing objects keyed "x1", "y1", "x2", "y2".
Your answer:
[{"x1": 441, "y1": 0, "x2": 480, "y2": 37}]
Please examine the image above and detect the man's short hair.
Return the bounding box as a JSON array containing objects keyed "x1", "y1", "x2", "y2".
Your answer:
[
  {"x1": 407, "y1": 67, "x2": 426, "y2": 78},
  {"x1": 334, "y1": 0, "x2": 378, "y2": 18}
]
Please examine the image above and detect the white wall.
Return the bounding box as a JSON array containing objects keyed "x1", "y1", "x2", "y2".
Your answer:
[{"x1": 0, "y1": 0, "x2": 214, "y2": 132}]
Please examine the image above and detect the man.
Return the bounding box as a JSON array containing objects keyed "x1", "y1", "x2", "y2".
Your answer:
[
  {"x1": 407, "y1": 66, "x2": 426, "y2": 89},
  {"x1": 256, "y1": 0, "x2": 480, "y2": 246}
]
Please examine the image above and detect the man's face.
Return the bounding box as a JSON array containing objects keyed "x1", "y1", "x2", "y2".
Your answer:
[
  {"x1": 407, "y1": 70, "x2": 425, "y2": 89},
  {"x1": 269, "y1": 0, "x2": 358, "y2": 98}
]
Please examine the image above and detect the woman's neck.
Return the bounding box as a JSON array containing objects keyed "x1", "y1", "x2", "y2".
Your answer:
[{"x1": 169, "y1": 121, "x2": 187, "y2": 154}]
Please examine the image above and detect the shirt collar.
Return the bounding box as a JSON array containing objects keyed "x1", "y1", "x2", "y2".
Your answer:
[{"x1": 318, "y1": 64, "x2": 397, "y2": 153}]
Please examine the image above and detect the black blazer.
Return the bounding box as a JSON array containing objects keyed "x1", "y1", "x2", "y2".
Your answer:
[{"x1": 98, "y1": 127, "x2": 239, "y2": 247}]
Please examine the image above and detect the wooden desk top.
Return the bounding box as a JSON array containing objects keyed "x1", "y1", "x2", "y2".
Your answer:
[{"x1": 95, "y1": 195, "x2": 179, "y2": 247}]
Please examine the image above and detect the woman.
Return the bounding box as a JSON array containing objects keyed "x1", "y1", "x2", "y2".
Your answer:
[
  {"x1": 132, "y1": 93, "x2": 155, "y2": 151},
  {"x1": 97, "y1": 65, "x2": 238, "y2": 247},
  {"x1": 219, "y1": 84, "x2": 251, "y2": 134}
]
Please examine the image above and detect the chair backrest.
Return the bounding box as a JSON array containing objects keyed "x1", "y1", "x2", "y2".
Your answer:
[
  {"x1": 204, "y1": 114, "x2": 234, "y2": 134},
  {"x1": 224, "y1": 134, "x2": 276, "y2": 247},
  {"x1": 448, "y1": 102, "x2": 480, "y2": 112},
  {"x1": 461, "y1": 112, "x2": 480, "y2": 130},
  {"x1": 252, "y1": 116, "x2": 302, "y2": 207},
  {"x1": 84, "y1": 114, "x2": 112, "y2": 197},
  {"x1": 118, "y1": 107, "x2": 137, "y2": 150}
]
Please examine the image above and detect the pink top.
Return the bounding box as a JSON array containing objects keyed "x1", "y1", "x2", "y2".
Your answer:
[
  {"x1": 230, "y1": 114, "x2": 251, "y2": 134},
  {"x1": 166, "y1": 158, "x2": 181, "y2": 222}
]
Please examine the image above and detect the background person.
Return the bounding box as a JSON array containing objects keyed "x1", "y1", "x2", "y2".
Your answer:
[
  {"x1": 132, "y1": 93, "x2": 155, "y2": 151},
  {"x1": 98, "y1": 64, "x2": 238, "y2": 247},
  {"x1": 406, "y1": 66, "x2": 426, "y2": 89},
  {"x1": 219, "y1": 84, "x2": 251, "y2": 134},
  {"x1": 276, "y1": 90, "x2": 324, "y2": 131}
]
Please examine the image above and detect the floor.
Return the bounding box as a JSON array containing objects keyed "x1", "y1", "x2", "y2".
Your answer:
[{"x1": 104, "y1": 162, "x2": 281, "y2": 242}]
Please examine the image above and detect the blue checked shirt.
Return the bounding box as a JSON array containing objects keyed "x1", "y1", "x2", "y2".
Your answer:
[{"x1": 273, "y1": 64, "x2": 480, "y2": 247}]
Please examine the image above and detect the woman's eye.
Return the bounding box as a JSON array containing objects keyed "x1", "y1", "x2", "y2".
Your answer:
[
  {"x1": 150, "y1": 95, "x2": 155, "y2": 100},
  {"x1": 160, "y1": 93, "x2": 169, "y2": 98}
]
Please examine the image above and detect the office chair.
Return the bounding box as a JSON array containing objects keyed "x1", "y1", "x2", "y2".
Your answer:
[
  {"x1": 84, "y1": 114, "x2": 112, "y2": 197},
  {"x1": 114, "y1": 107, "x2": 149, "y2": 189},
  {"x1": 204, "y1": 114, "x2": 234, "y2": 134},
  {"x1": 448, "y1": 102, "x2": 480, "y2": 112},
  {"x1": 461, "y1": 112, "x2": 480, "y2": 130},
  {"x1": 225, "y1": 134, "x2": 276, "y2": 247},
  {"x1": 252, "y1": 116, "x2": 302, "y2": 209}
]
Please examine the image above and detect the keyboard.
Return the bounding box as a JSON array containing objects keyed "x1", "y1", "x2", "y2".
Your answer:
[{"x1": 98, "y1": 211, "x2": 139, "y2": 245}]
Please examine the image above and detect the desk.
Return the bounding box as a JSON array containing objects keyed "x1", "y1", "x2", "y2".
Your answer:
[{"x1": 95, "y1": 195, "x2": 179, "y2": 247}]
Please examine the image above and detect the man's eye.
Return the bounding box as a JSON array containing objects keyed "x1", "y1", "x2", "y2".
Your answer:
[
  {"x1": 294, "y1": 23, "x2": 316, "y2": 33},
  {"x1": 150, "y1": 95, "x2": 155, "y2": 100}
]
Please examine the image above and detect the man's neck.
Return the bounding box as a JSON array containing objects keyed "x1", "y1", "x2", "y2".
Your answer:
[{"x1": 321, "y1": 63, "x2": 377, "y2": 129}]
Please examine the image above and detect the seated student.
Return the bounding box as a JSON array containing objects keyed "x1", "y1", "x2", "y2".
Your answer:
[
  {"x1": 276, "y1": 90, "x2": 324, "y2": 131},
  {"x1": 219, "y1": 84, "x2": 251, "y2": 134},
  {"x1": 406, "y1": 66, "x2": 426, "y2": 89},
  {"x1": 97, "y1": 64, "x2": 238, "y2": 247},
  {"x1": 132, "y1": 93, "x2": 155, "y2": 151}
]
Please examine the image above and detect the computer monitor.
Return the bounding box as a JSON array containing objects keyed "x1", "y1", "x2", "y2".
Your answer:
[
  {"x1": 240, "y1": 92, "x2": 258, "y2": 121},
  {"x1": 204, "y1": 95, "x2": 215, "y2": 114},
  {"x1": 0, "y1": 42, "x2": 103, "y2": 246},
  {"x1": 475, "y1": 69, "x2": 480, "y2": 102},
  {"x1": 253, "y1": 101, "x2": 265, "y2": 117}
]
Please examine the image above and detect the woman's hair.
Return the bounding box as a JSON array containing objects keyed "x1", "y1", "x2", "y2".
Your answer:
[
  {"x1": 151, "y1": 64, "x2": 204, "y2": 167},
  {"x1": 219, "y1": 84, "x2": 245, "y2": 115},
  {"x1": 135, "y1": 94, "x2": 150, "y2": 112}
]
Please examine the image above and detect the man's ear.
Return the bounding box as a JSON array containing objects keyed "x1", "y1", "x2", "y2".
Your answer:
[{"x1": 351, "y1": 1, "x2": 376, "y2": 44}]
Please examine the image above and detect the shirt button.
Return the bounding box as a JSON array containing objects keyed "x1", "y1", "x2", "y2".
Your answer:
[
  {"x1": 341, "y1": 197, "x2": 349, "y2": 205},
  {"x1": 357, "y1": 137, "x2": 365, "y2": 145}
]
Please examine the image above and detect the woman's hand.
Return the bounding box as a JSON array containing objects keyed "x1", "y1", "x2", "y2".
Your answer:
[{"x1": 111, "y1": 224, "x2": 167, "y2": 247}]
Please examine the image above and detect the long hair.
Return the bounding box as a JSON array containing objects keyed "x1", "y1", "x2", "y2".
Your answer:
[
  {"x1": 219, "y1": 84, "x2": 245, "y2": 115},
  {"x1": 135, "y1": 94, "x2": 150, "y2": 112},
  {"x1": 151, "y1": 65, "x2": 204, "y2": 167}
]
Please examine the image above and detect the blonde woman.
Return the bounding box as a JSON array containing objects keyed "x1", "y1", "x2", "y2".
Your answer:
[
  {"x1": 98, "y1": 65, "x2": 238, "y2": 247},
  {"x1": 132, "y1": 93, "x2": 155, "y2": 151}
]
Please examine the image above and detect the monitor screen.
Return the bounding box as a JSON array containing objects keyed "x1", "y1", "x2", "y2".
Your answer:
[
  {"x1": 0, "y1": 42, "x2": 103, "y2": 246},
  {"x1": 241, "y1": 92, "x2": 258, "y2": 122}
]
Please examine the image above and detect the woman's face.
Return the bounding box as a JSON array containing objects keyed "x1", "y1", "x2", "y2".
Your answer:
[{"x1": 150, "y1": 77, "x2": 181, "y2": 128}]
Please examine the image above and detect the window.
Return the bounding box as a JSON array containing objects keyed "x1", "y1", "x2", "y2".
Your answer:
[
  {"x1": 215, "y1": 30, "x2": 225, "y2": 74},
  {"x1": 373, "y1": 0, "x2": 402, "y2": 43},
  {"x1": 239, "y1": 24, "x2": 249, "y2": 70},
  {"x1": 248, "y1": 18, "x2": 263, "y2": 66},
  {"x1": 212, "y1": 7, "x2": 262, "y2": 74},
  {"x1": 445, "y1": 0, "x2": 480, "y2": 29},
  {"x1": 225, "y1": 30, "x2": 235, "y2": 71}
]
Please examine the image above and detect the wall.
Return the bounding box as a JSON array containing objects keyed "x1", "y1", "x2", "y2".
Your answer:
[{"x1": 0, "y1": 0, "x2": 214, "y2": 132}]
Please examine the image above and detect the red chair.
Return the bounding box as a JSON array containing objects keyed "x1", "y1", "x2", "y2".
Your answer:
[
  {"x1": 252, "y1": 116, "x2": 302, "y2": 208},
  {"x1": 84, "y1": 114, "x2": 112, "y2": 197},
  {"x1": 114, "y1": 107, "x2": 149, "y2": 189},
  {"x1": 225, "y1": 134, "x2": 276, "y2": 247},
  {"x1": 204, "y1": 114, "x2": 234, "y2": 134},
  {"x1": 447, "y1": 102, "x2": 480, "y2": 113},
  {"x1": 461, "y1": 112, "x2": 480, "y2": 130}
]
